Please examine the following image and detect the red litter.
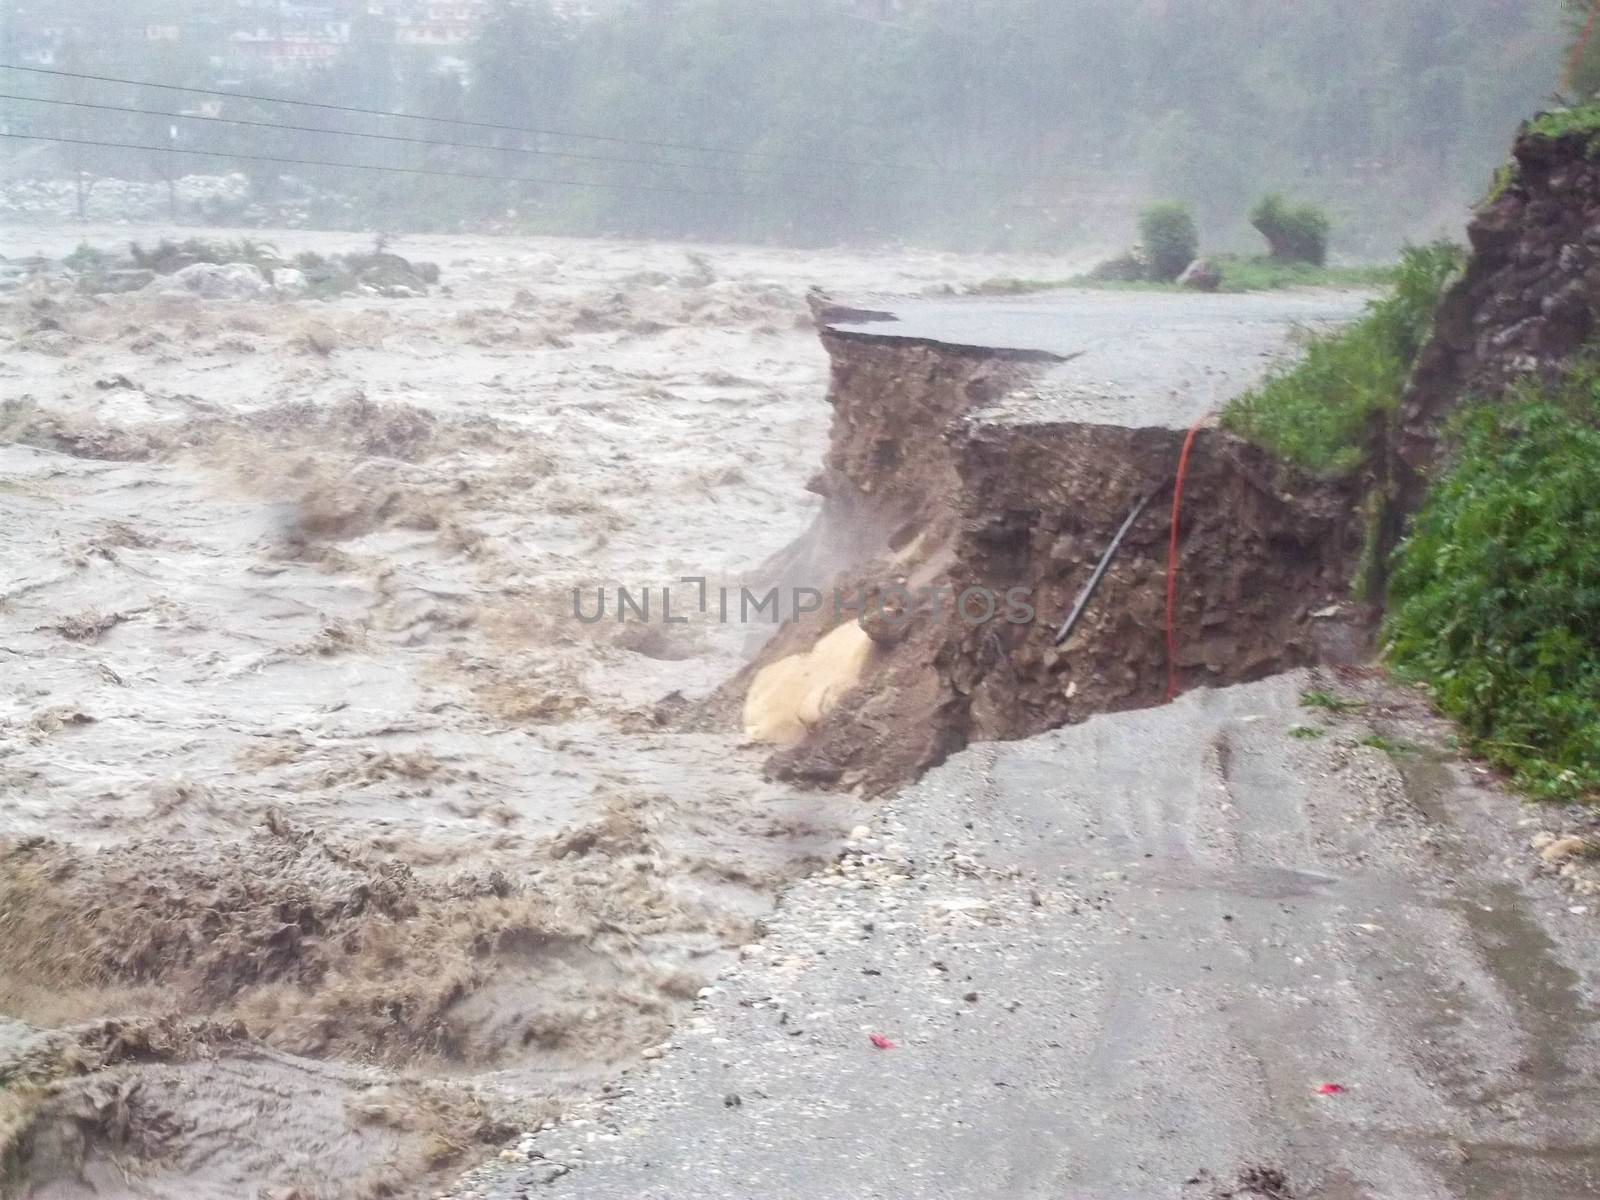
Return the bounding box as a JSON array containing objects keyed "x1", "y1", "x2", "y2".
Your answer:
[
  {"x1": 869, "y1": 1034, "x2": 895, "y2": 1050},
  {"x1": 1316, "y1": 1083, "x2": 1345, "y2": 1095}
]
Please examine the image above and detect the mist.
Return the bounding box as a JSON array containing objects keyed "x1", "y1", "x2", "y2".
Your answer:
[
  {"x1": 0, "y1": 0, "x2": 1571, "y2": 255},
  {"x1": 10, "y1": 3, "x2": 1600, "y2": 1199}
]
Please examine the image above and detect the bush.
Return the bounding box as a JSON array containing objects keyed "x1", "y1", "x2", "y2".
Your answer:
[
  {"x1": 1086, "y1": 248, "x2": 1151, "y2": 283},
  {"x1": 1137, "y1": 200, "x2": 1199, "y2": 282},
  {"x1": 1250, "y1": 193, "x2": 1331, "y2": 265},
  {"x1": 1385, "y1": 362, "x2": 1600, "y2": 801},
  {"x1": 128, "y1": 237, "x2": 281, "y2": 275},
  {"x1": 62, "y1": 242, "x2": 110, "y2": 273},
  {"x1": 1221, "y1": 241, "x2": 1461, "y2": 474}
]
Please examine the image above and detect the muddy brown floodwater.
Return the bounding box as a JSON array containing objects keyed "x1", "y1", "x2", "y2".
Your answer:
[{"x1": 0, "y1": 225, "x2": 1093, "y2": 1199}]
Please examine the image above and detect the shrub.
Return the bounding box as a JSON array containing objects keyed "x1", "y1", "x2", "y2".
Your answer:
[
  {"x1": 62, "y1": 242, "x2": 110, "y2": 273},
  {"x1": 1250, "y1": 193, "x2": 1331, "y2": 265},
  {"x1": 128, "y1": 237, "x2": 281, "y2": 275},
  {"x1": 1221, "y1": 241, "x2": 1461, "y2": 474},
  {"x1": 1385, "y1": 361, "x2": 1600, "y2": 801},
  {"x1": 1137, "y1": 200, "x2": 1199, "y2": 282},
  {"x1": 1086, "y1": 248, "x2": 1151, "y2": 283}
]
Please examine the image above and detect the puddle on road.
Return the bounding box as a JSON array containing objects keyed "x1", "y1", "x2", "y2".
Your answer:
[{"x1": 1389, "y1": 745, "x2": 1600, "y2": 1196}]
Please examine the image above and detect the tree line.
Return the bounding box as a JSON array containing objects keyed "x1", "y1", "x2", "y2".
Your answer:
[{"x1": 4, "y1": 0, "x2": 1572, "y2": 252}]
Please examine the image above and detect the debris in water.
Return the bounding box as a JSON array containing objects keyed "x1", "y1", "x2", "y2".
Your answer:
[{"x1": 868, "y1": 1033, "x2": 895, "y2": 1049}]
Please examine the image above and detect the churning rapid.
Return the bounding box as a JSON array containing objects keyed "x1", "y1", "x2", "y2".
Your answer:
[{"x1": 0, "y1": 224, "x2": 1089, "y2": 1197}]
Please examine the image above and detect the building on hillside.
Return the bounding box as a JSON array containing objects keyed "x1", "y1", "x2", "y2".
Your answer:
[
  {"x1": 550, "y1": 0, "x2": 619, "y2": 16},
  {"x1": 0, "y1": 0, "x2": 608, "y2": 80},
  {"x1": 0, "y1": 0, "x2": 80, "y2": 67},
  {"x1": 226, "y1": 2, "x2": 355, "y2": 71},
  {"x1": 393, "y1": 1, "x2": 490, "y2": 48}
]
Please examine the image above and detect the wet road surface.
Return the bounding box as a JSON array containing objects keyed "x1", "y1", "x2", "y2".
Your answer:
[
  {"x1": 479, "y1": 672, "x2": 1600, "y2": 1200},
  {"x1": 830, "y1": 288, "x2": 1369, "y2": 429}
]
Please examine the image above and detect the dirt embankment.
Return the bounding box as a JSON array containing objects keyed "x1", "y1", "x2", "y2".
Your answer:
[
  {"x1": 736, "y1": 322, "x2": 1366, "y2": 793},
  {"x1": 754, "y1": 324, "x2": 1040, "y2": 598}
]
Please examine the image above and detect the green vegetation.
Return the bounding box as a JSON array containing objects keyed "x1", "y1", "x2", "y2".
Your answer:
[
  {"x1": 1288, "y1": 725, "x2": 1327, "y2": 739},
  {"x1": 61, "y1": 242, "x2": 111, "y2": 273},
  {"x1": 1250, "y1": 194, "x2": 1332, "y2": 265},
  {"x1": 1385, "y1": 363, "x2": 1600, "y2": 802},
  {"x1": 1299, "y1": 689, "x2": 1368, "y2": 714},
  {"x1": 128, "y1": 237, "x2": 281, "y2": 275},
  {"x1": 1358, "y1": 733, "x2": 1418, "y2": 755},
  {"x1": 1137, "y1": 201, "x2": 1199, "y2": 282},
  {"x1": 1481, "y1": 159, "x2": 1520, "y2": 205},
  {"x1": 1221, "y1": 241, "x2": 1464, "y2": 475},
  {"x1": 1213, "y1": 257, "x2": 1393, "y2": 291},
  {"x1": 1070, "y1": 257, "x2": 1394, "y2": 295},
  {"x1": 1086, "y1": 198, "x2": 1376, "y2": 290},
  {"x1": 19, "y1": 0, "x2": 1566, "y2": 247},
  {"x1": 1526, "y1": 105, "x2": 1600, "y2": 140},
  {"x1": 1350, "y1": 489, "x2": 1390, "y2": 606}
]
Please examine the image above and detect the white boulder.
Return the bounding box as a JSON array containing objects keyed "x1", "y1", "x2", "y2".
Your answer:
[
  {"x1": 270, "y1": 267, "x2": 308, "y2": 297},
  {"x1": 152, "y1": 262, "x2": 270, "y2": 299}
]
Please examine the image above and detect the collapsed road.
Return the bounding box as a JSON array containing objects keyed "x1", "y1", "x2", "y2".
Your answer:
[
  {"x1": 825, "y1": 287, "x2": 1366, "y2": 428},
  {"x1": 732, "y1": 285, "x2": 1371, "y2": 794},
  {"x1": 460, "y1": 284, "x2": 1600, "y2": 1200}
]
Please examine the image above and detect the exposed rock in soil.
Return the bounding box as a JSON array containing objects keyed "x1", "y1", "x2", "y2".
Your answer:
[
  {"x1": 1179, "y1": 257, "x2": 1223, "y2": 291},
  {"x1": 1398, "y1": 119, "x2": 1600, "y2": 508},
  {"x1": 754, "y1": 329, "x2": 1036, "y2": 603}
]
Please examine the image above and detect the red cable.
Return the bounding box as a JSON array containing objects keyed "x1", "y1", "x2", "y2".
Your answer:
[
  {"x1": 1569, "y1": 0, "x2": 1600, "y2": 91},
  {"x1": 1165, "y1": 415, "x2": 1206, "y2": 702}
]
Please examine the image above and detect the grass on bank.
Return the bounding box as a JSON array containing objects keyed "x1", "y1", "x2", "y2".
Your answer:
[
  {"x1": 1300, "y1": 688, "x2": 1368, "y2": 713},
  {"x1": 1209, "y1": 220, "x2": 1600, "y2": 803},
  {"x1": 1385, "y1": 363, "x2": 1600, "y2": 802},
  {"x1": 1213, "y1": 257, "x2": 1394, "y2": 291},
  {"x1": 1525, "y1": 104, "x2": 1600, "y2": 141},
  {"x1": 966, "y1": 256, "x2": 1393, "y2": 298},
  {"x1": 1219, "y1": 241, "x2": 1463, "y2": 475},
  {"x1": 1478, "y1": 105, "x2": 1600, "y2": 206}
]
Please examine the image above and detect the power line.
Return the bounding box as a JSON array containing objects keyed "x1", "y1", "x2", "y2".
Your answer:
[
  {"x1": 0, "y1": 91, "x2": 857, "y2": 186},
  {"x1": 0, "y1": 61, "x2": 886, "y2": 174},
  {"x1": 0, "y1": 129, "x2": 728, "y2": 198},
  {"x1": 0, "y1": 60, "x2": 1066, "y2": 188}
]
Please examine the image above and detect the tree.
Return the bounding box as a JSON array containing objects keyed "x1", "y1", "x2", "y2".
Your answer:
[{"x1": 1250, "y1": 194, "x2": 1331, "y2": 265}]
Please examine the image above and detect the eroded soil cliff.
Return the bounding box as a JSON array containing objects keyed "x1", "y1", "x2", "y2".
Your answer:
[{"x1": 740, "y1": 314, "x2": 1367, "y2": 793}]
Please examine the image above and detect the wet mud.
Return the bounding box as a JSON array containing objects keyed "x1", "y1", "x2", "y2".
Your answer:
[{"x1": 732, "y1": 321, "x2": 1370, "y2": 794}]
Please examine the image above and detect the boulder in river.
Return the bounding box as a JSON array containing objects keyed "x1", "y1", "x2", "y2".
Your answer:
[{"x1": 151, "y1": 262, "x2": 271, "y2": 300}]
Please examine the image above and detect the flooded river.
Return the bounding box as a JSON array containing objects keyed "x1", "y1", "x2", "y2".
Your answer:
[{"x1": 0, "y1": 227, "x2": 1088, "y2": 1198}]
